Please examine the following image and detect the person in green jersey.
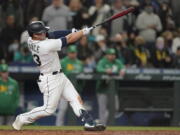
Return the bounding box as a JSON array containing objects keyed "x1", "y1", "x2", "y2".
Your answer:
[
  {"x1": 0, "y1": 64, "x2": 20, "y2": 125},
  {"x1": 96, "y1": 48, "x2": 125, "y2": 125},
  {"x1": 56, "y1": 45, "x2": 83, "y2": 126},
  {"x1": 61, "y1": 45, "x2": 83, "y2": 75}
]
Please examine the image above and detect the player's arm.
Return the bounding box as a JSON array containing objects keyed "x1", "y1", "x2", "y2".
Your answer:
[
  {"x1": 65, "y1": 28, "x2": 92, "y2": 44},
  {"x1": 48, "y1": 30, "x2": 71, "y2": 39},
  {"x1": 46, "y1": 28, "x2": 91, "y2": 51},
  {"x1": 48, "y1": 28, "x2": 78, "y2": 39}
]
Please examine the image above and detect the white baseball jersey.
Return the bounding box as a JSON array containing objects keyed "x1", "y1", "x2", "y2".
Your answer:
[{"x1": 27, "y1": 37, "x2": 62, "y2": 74}]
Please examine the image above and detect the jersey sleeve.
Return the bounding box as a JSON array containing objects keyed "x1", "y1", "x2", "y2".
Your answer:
[
  {"x1": 117, "y1": 59, "x2": 125, "y2": 71},
  {"x1": 96, "y1": 59, "x2": 106, "y2": 73},
  {"x1": 48, "y1": 30, "x2": 71, "y2": 39},
  {"x1": 45, "y1": 38, "x2": 67, "y2": 52}
]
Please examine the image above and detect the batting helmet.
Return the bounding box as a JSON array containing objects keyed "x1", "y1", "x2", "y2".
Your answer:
[{"x1": 27, "y1": 21, "x2": 49, "y2": 37}]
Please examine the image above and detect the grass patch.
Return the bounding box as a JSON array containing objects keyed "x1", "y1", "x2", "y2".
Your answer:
[{"x1": 0, "y1": 126, "x2": 180, "y2": 131}]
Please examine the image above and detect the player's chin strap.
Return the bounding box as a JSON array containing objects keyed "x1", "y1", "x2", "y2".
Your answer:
[{"x1": 79, "y1": 109, "x2": 94, "y2": 125}]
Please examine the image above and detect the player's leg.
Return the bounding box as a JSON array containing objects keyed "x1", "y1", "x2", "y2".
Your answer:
[
  {"x1": 13, "y1": 75, "x2": 63, "y2": 130},
  {"x1": 12, "y1": 92, "x2": 50, "y2": 130},
  {"x1": 61, "y1": 74, "x2": 85, "y2": 117},
  {"x1": 97, "y1": 93, "x2": 109, "y2": 125},
  {"x1": 61, "y1": 74, "x2": 106, "y2": 131},
  {"x1": 55, "y1": 98, "x2": 68, "y2": 126}
]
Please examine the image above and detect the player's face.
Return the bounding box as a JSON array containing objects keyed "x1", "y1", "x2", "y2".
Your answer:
[
  {"x1": 33, "y1": 33, "x2": 46, "y2": 40},
  {"x1": 106, "y1": 54, "x2": 116, "y2": 61},
  {"x1": 68, "y1": 52, "x2": 77, "y2": 59},
  {"x1": 0, "y1": 72, "x2": 9, "y2": 80}
]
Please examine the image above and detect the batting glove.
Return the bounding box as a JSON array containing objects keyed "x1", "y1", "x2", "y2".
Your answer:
[
  {"x1": 72, "y1": 28, "x2": 78, "y2": 33},
  {"x1": 82, "y1": 27, "x2": 93, "y2": 35}
]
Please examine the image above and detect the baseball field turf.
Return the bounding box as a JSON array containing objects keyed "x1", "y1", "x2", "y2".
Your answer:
[{"x1": 0, "y1": 126, "x2": 180, "y2": 135}]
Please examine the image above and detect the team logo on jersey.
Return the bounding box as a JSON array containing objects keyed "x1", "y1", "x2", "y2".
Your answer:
[
  {"x1": 67, "y1": 64, "x2": 74, "y2": 71},
  {"x1": 0, "y1": 85, "x2": 8, "y2": 92}
]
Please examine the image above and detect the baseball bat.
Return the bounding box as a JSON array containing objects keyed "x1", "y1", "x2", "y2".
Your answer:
[{"x1": 91, "y1": 7, "x2": 135, "y2": 29}]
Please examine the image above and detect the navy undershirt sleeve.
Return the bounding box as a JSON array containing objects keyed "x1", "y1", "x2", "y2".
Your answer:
[
  {"x1": 48, "y1": 30, "x2": 71, "y2": 39},
  {"x1": 60, "y1": 37, "x2": 67, "y2": 47}
]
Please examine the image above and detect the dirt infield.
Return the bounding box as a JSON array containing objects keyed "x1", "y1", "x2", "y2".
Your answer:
[{"x1": 0, "y1": 130, "x2": 179, "y2": 135}]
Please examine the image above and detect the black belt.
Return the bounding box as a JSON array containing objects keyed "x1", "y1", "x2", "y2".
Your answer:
[{"x1": 40, "y1": 69, "x2": 62, "y2": 76}]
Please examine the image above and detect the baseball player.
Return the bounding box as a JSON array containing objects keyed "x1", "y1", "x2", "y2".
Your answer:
[
  {"x1": 96, "y1": 48, "x2": 125, "y2": 125},
  {"x1": 12, "y1": 21, "x2": 105, "y2": 131}
]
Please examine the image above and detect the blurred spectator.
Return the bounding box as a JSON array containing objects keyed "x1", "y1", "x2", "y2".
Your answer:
[
  {"x1": 24, "y1": 0, "x2": 48, "y2": 26},
  {"x1": 88, "y1": 0, "x2": 110, "y2": 35},
  {"x1": 123, "y1": 0, "x2": 139, "y2": 33},
  {"x1": 138, "y1": 0, "x2": 160, "y2": 11},
  {"x1": 20, "y1": 17, "x2": 39, "y2": 45},
  {"x1": 158, "y1": 2, "x2": 175, "y2": 31},
  {"x1": 8, "y1": 40, "x2": 19, "y2": 60},
  {"x1": 106, "y1": 0, "x2": 126, "y2": 37},
  {"x1": 77, "y1": 36, "x2": 93, "y2": 61},
  {"x1": 173, "y1": 46, "x2": 180, "y2": 68},
  {"x1": 56, "y1": 45, "x2": 83, "y2": 126},
  {"x1": 151, "y1": 37, "x2": 173, "y2": 68},
  {"x1": 134, "y1": 36, "x2": 150, "y2": 67},
  {"x1": 96, "y1": 48, "x2": 125, "y2": 125},
  {"x1": 127, "y1": 32, "x2": 137, "y2": 48},
  {"x1": 136, "y1": 4, "x2": 162, "y2": 43},
  {"x1": 0, "y1": 0, "x2": 23, "y2": 27},
  {"x1": 98, "y1": 27, "x2": 108, "y2": 39},
  {"x1": 112, "y1": 33, "x2": 135, "y2": 67},
  {"x1": 171, "y1": 0, "x2": 180, "y2": 27},
  {"x1": 0, "y1": 15, "x2": 22, "y2": 62},
  {"x1": 172, "y1": 29, "x2": 180, "y2": 54},
  {"x1": 42, "y1": 0, "x2": 72, "y2": 31},
  {"x1": 92, "y1": 34, "x2": 107, "y2": 61},
  {"x1": 0, "y1": 63, "x2": 20, "y2": 125},
  {"x1": 69, "y1": 0, "x2": 90, "y2": 29},
  {"x1": 13, "y1": 43, "x2": 33, "y2": 63},
  {"x1": 83, "y1": 56, "x2": 96, "y2": 73},
  {"x1": 124, "y1": 0, "x2": 140, "y2": 8},
  {"x1": 161, "y1": 30, "x2": 174, "y2": 54}
]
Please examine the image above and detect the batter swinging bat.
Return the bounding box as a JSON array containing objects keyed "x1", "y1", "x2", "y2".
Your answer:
[{"x1": 91, "y1": 7, "x2": 135, "y2": 29}]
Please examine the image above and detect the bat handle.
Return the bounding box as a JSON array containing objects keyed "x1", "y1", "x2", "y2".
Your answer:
[
  {"x1": 91, "y1": 24, "x2": 102, "y2": 30},
  {"x1": 89, "y1": 26, "x2": 96, "y2": 30},
  {"x1": 91, "y1": 20, "x2": 109, "y2": 30}
]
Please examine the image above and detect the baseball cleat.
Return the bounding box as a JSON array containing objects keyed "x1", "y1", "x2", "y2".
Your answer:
[
  {"x1": 12, "y1": 115, "x2": 23, "y2": 130},
  {"x1": 84, "y1": 123, "x2": 106, "y2": 131}
]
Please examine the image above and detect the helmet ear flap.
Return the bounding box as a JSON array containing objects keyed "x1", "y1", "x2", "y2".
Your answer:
[
  {"x1": 27, "y1": 25, "x2": 33, "y2": 37},
  {"x1": 28, "y1": 31, "x2": 33, "y2": 37}
]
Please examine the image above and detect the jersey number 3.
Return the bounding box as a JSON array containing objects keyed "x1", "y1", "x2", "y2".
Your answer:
[{"x1": 33, "y1": 54, "x2": 41, "y2": 66}]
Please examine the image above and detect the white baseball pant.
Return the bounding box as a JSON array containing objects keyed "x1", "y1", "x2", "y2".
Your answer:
[{"x1": 17, "y1": 72, "x2": 84, "y2": 124}]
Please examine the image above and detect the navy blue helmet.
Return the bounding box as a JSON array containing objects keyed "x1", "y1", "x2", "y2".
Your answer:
[{"x1": 27, "y1": 21, "x2": 49, "y2": 37}]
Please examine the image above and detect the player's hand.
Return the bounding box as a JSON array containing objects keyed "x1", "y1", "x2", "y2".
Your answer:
[
  {"x1": 82, "y1": 27, "x2": 93, "y2": 35},
  {"x1": 106, "y1": 69, "x2": 112, "y2": 74},
  {"x1": 72, "y1": 28, "x2": 78, "y2": 33}
]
